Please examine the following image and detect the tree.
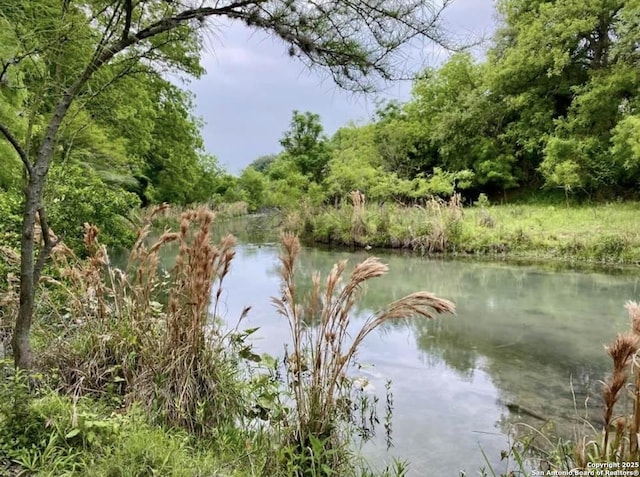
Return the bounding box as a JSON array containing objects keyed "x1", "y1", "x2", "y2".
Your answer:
[
  {"x1": 280, "y1": 111, "x2": 331, "y2": 182},
  {"x1": 325, "y1": 124, "x2": 384, "y2": 200},
  {"x1": 488, "y1": 0, "x2": 640, "y2": 193},
  {"x1": 0, "y1": 0, "x2": 454, "y2": 369},
  {"x1": 238, "y1": 167, "x2": 267, "y2": 211},
  {"x1": 248, "y1": 154, "x2": 278, "y2": 174}
]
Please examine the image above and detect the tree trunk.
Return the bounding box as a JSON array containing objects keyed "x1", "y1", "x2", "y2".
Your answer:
[
  {"x1": 12, "y1": 106, "x2": 63, "y2": 368},
  {"x1": 13, "y1": 174, "x2": 42, "y2": 369}
]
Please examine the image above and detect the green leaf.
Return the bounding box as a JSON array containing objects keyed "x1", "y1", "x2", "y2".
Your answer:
[{"x1": 65, "y1": 428, "x2": 81, "y2": 439}]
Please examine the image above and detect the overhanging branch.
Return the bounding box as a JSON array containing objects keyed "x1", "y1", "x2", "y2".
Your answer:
[{"x1": 0, "y1": 122, "x2": 32, "y2": 176}]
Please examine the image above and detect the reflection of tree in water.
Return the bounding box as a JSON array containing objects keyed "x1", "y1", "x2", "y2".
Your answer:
[
  {"x1": 210, "y1": 214, "x2": 282, "y2": 244},
  {"x1": 263, "y1": 245, "x2": 637, "y2": 437}
]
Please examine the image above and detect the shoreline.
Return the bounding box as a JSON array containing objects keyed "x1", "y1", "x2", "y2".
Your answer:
[{"x1": 286, "y1": 201, "x2": 640, "y2": 270}]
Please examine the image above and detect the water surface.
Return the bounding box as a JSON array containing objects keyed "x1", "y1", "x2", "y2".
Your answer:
[{"x1": 212, "y1": 234, "x2": 639, "y2": 475}]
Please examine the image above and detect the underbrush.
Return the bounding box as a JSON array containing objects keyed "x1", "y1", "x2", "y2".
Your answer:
[
  {"x1": 0, "y1": 365, "x2": 265, "y2": 477},
  {"x1": 292, "y1": 197, "x2": 640, "y2": 264}
]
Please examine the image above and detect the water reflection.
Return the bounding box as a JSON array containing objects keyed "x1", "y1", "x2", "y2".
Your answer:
[{"x1": 214, "y1": 239, "x2": 639, "y2": 475}]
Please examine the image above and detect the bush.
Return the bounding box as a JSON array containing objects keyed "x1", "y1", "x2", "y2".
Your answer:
[
  {"x1": 46, "y1": 163, "x2": 140, "y2": 253},
  {"x1": 0, "y1": 372, "x2": 233, "y2": 477}
]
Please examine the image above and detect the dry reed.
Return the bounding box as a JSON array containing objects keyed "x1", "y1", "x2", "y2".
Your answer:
[
  {"x1": 39, "y1": 205, "x2": 246, "y2": 434},
  {"x1": 417, "y1": 193, "x2": 463, "y2": 253},
  {"x1": 350, "y1": 190, "x2": 367, "y2": 243},
  {"x1": 574, "y1": 300, "x2": 640, "y2": 465},
  {"x1": 272, "y1": 232, "x2": 455, "y2": 469}
]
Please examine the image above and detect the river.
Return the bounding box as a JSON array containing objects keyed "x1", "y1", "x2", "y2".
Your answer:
[{"x1": 205, "y1": 220, "x2": 640, "y2": 475}]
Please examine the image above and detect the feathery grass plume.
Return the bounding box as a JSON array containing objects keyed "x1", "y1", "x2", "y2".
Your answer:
[
  {"x1": 626, "y1": 301, "x2": 640, "y2": 336},
  {"x1": 131, "y1": 206, "x2": 246, "y2": 434},
  {"x1": 40, "y1": 205, "x2": 249, "y2": 434},
  {"x1": 420, "y1": 193, "x2": 463, "y2": 253},
  {"x1": 41, "y1": 206, "x2": 171, "y2": 394},
  {"x1": 602, "y1": 330, "x2": 639, "y2": 460},
  {"x1": 272, "y1": 233, "x2": 455, "y2": 473},
  {"x1": 625, "y1": 301, "x2": 640, "y2": 458}
]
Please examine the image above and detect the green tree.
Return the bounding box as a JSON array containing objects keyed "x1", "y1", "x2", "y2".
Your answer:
[
  {"x1": 612, "y1": 115, "x2": 640, "y2": 184},
  {"x1": 373, "y1": 100, "x2": 428, "y2": 179},
  {"x1": 489, "y1": 0, "x2": 640, "y2": 194},
  {"x1": 280, "y1": 111, "x2": 331, "y2": 182},
  {"x1": 407, "y1": 54, "x2": 517, "y2": 191},
  {"x1": 238, "y1": 167, "x2": 267, "y2": 211},
  {"x1": 0, "y1": 0, "x2": 453, "y2": 368},
  {"x1": 248, "y1": 154, "x2": 277, "y2": 174},
  {"x1": 142, "y1": 84, "x2": 212, "y2": 205},
  {"x1": 325, "y1": 124, "x2": 380, "y2": 198}
]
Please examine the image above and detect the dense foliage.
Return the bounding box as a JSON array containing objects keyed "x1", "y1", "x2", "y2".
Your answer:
[
  {"x1": 0, "y1": 2, "x2": 261, "y2": 257},
  {"x1": 237, "y1": 0, "x2": 640, "y2": 208}
]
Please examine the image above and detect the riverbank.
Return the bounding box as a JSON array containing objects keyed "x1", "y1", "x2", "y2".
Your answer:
[
  {"x1": 3, "y1": 203, "x2": 640, "y2": 476},
  {"x1": 0, "y1": 207, "x2": 426, "y2": 477},
  {"x1": 286, "y1": 199, "x2": 640, "y2": 265}
]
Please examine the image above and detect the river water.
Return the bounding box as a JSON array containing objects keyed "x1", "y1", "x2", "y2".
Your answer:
[{"x1": 207, "y1": 221, "x2": 640, "y2": 475}]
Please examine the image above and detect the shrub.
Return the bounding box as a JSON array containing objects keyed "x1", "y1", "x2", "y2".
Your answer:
[{"x1": 46, "y1": 163, "x2": 140, "y2": 253}]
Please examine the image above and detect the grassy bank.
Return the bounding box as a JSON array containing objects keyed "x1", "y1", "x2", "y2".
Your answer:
[{"x1": 287, "y1": 197, "x2": 640, "y2": 265}]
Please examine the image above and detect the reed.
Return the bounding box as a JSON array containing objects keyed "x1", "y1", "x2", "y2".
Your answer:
[
  {"x1": 40, "y1": 205, "x2": 247, "y2": 433},
  {"x1": 272, "y1": 232, "x2": 455, "y2": 473},
  {"x1": 350, "y1": 190, "x2": 367, "y2": 243},
  {"x1": 552, "y1": 300, "x2": 640, "y2": 469},
  {"x1": 132, "y1": 206, "x2": 246, "y2": 433}
]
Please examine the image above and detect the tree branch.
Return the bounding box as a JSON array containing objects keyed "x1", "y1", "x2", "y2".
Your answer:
[
  {"x1": 122, "y1": 0, "x2": 133, "y2": 42},
  {"x1": 33, "y1": 207, "x2": 59, "y2": 286},
  {"x1": 0, "y1": 122, "x2": 32, "y2": 176},
  {"x1": 0, "y1": 60, "x2": 13, "y2": 83}
]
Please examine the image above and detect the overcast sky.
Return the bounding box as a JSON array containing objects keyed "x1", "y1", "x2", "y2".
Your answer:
[{"x1": 187, "y1": 0, "x2": 498, "y2": 174}]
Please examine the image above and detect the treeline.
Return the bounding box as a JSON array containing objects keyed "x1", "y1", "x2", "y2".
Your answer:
[
  {"x1": 236, "y1": 0, "x2": 640, "y2": 209},
  {"x1": 2, "y1": 0, "x2": 638, "y2": 251}
]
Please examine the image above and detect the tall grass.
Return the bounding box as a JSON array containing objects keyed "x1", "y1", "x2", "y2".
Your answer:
[
  {"x1": 297, "y1": 199, "x2": 640, "y2": 263},
  {"x1": 578, "y1": 301, "x2": 640, "y2": 464},
  {"x1": 40, "y1": 205, "x2": 248, "y2": 433},
  {"x1": 272, "y1": 233, "x2": 455, "y2": 473}
]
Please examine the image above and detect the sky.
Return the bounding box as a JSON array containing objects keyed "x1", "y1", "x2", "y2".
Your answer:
[{"x1": 187, "y1": 0, "x2": 498, "y2": 174}]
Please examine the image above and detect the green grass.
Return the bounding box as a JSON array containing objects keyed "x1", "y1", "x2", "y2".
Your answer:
[
  {"x1": 294, "y1": 200, "x2": 640, "y2": 265},
  {"x1": 459, "y1": 202, "x2": 640, "y2": 263},
  {"x1": 0, "y1": 368, "x2": 272, "y2": 477}
]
